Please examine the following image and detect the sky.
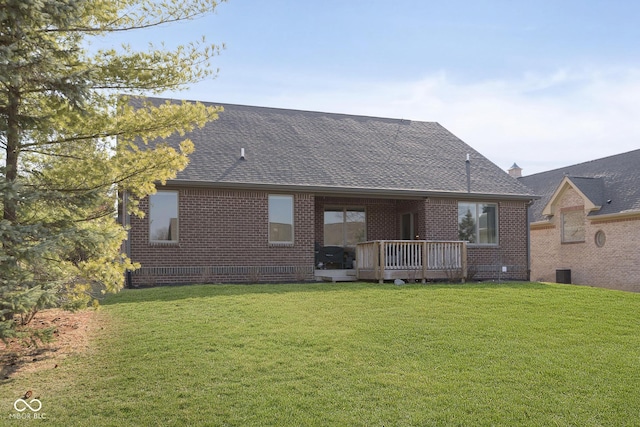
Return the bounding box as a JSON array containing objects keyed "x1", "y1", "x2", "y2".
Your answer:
[{"x1": 101, "y1": 0, "x2": 640, "y2": 175}]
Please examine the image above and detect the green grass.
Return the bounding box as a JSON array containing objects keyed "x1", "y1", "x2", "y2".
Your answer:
[{"x1": 2, "y1": 282, "x2": 640, "y2": 426}]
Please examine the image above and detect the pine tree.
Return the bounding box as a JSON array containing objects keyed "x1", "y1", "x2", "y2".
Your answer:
[
  {"x1": 458, "y1": 209, "x2": 476, "y2": 243},
  {"x1": 0, "y1": 0, "x2": 225, "y2": 342}
]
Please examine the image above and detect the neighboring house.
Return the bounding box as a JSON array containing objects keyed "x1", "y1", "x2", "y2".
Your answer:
[
  {"x1": 519, "y1": 149, "x2": 640, "y2": 292},
  {"x1": 123, "y1": 97, "x2": 535, "y2": 286}
]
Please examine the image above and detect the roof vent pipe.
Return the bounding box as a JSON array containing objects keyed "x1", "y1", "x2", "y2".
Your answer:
[
  {"x1": 466, "y1": 153, "x2": 471, "y2": 193},
  {"x1": 240, "y1": 148, "x2": 245, "y2": 160}
]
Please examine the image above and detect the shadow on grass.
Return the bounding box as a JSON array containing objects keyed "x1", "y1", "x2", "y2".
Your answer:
[
  {"x1": 0, "y1": 347, "x2": 57, "y2": 384},
  {"x1": 101, "y1": 281, "x2": 551, "y2": 306}
]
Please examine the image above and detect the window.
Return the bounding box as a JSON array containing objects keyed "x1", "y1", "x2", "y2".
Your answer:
[
  {"x1": 458, "y1": 202, "x2": 497, "y2": 244},
  {"x1": 149, "y1": 191, "x2": 179, "y2": 242},
  {"x1": 401, "y1": 213, "x2": 415, "y2": 240},
  {"x1": 562, "y1": 211, "x2": 585, "y2": 243},
  {"x1": 594, "y1": 230, "x2": 606, "y2": 247},
  {"x1": 269, "y1": 195, "x2": 294, "y2": 244},
  {"x1": 324, "y1": 208, "x2": 366, "y2": 247}
]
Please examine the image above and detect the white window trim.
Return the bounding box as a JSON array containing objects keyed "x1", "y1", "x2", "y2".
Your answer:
[
  {"x1": 561, "y1": 210, "x2": 585, "y2": 243},
  {"x1": 268, "y1": 194, "x2": 294, "y2": 245},
  {"x1": 149, "y1": 190, "x2": 179, "y2": 244},
  {"x1": 458, "y1": 202, "x2": 499, "y2": 246}
]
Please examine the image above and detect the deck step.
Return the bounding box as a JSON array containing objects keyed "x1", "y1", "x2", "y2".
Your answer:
[
  {"x1": 319, "y1": 275, "x2": 358, "y2": 283},
  {"x1": 314, "y1": 269, "x2": 356, "y2": 283}
]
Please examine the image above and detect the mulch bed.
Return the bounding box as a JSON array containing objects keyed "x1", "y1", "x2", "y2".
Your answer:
[{"x1": 1, "y1": 309, "x2": 97, "y2": 381}]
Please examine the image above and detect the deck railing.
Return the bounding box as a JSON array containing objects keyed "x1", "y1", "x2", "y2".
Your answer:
[{"x1": 355, "y1": 240, "x2": 467, "y2": 283}]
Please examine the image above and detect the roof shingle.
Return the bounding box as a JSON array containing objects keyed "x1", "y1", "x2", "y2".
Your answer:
[
  {"x1": 135, "y1": 97, "x2": 534, "y2": 198},
  {"x1": 519, "y1": 149, "x2": 640, "y2": 220}
]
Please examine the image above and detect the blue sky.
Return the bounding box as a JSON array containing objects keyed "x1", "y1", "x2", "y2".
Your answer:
[{"x1": 107, "y1": 0, "x2": 640, "y2": 175}]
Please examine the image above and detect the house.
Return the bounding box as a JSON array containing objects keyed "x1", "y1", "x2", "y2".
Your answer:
[
  {"x1": 518, "y1": 149, "x2": 640, "y2": 292},
  {"x1": 123, "y1": 97, "x2": 535, "y2": 286}
]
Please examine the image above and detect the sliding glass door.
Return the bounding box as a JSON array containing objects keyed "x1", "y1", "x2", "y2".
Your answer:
[{"x1": 323, "y1": 207, "x2": 366, "y2": 247}]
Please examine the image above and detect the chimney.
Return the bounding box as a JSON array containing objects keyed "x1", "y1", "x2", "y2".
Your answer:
[
  {"x1": 508, "y1": 162, "x2": 522, "y2": 178},
  {"x1": 240, "y1": 148, "x2": 246, "y2": 160}
]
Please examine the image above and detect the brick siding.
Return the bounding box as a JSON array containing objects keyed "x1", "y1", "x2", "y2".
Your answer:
[
  {"x1": 424, "y1": 198, "x2": 530, "y2": 281},
  {"x1": 530, "y1": 187, "x2": 640, "y2": 291},
  {"x1": 127, "y1": 189, "x2": 530, "y2": 285},
  {"x1": 129, "y1": 188, "x2": 315, "y2": 286}
]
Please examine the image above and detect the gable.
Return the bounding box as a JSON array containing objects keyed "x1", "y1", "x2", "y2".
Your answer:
[
  {"x1": 541, "y1": 176, "x2": 604, "y2": 217},
  {"x1": 520, "y1": 149, "x2": 640, "y2": 222}
]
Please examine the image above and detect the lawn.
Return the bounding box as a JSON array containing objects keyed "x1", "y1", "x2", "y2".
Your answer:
[{"x1": 2, "y1": 282, "x2": 640, "y2": 426}]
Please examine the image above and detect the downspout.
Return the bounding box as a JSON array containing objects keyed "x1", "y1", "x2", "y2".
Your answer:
[
  {"x1": 122, "y1": 189, "x2": 133, "y2": 288},
  {"x1": 526, "y1": 199, "x2": 534, "y2": 281}
]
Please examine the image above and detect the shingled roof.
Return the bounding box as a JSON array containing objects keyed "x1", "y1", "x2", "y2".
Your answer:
[
  {"x1": 519, "y1": 149, "x2": 640, "y2": 221},
  {"x1": 135, "y1": 97, "x2": 533, "y2": 199}
]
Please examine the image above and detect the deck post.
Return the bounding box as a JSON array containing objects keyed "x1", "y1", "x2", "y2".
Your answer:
[
  {"x1": 461, "y1": 241, "x2": 468, "y2": 283},
  {"x1": 373, "y1": 241, "x2": 380, "y2": 282},
  {"x1": 421, "y1": 241, "x2": 427, "y2": 283},
  {"x1": 378, "y1": 241, "x2": 385, "y2": 283}
]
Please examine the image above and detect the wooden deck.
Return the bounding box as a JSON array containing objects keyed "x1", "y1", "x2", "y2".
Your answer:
[{"x1": 355, "y1": 240, "x2": 467, "y2": 283}]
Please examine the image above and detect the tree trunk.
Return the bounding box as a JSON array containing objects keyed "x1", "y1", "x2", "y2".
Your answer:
[{"x1": 3, "y1": 85, "x2": 20, "y2": 223}]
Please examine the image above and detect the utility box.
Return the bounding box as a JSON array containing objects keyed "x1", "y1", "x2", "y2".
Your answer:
[{"x1": 556, "y1": 269, "x2": 571, "y2": 284}]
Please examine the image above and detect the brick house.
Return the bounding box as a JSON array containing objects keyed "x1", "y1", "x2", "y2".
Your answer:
[
  {"x1": 123, "y1": 97, "x2": 535, "y2": 286},
  {"x1": 518, "y1": 149, "x2": 640, "y2": 292}
]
